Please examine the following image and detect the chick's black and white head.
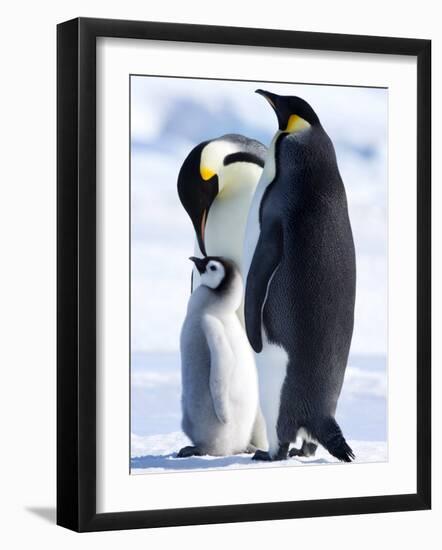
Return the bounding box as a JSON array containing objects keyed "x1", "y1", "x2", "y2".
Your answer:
[{"x1": 189, "y1": 256, "x2": 231, "y2": 291}]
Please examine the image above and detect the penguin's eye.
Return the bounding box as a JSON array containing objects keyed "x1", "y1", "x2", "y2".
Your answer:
[{"x1": 210, "y1": 265, "x2": 217, "y2": 271}]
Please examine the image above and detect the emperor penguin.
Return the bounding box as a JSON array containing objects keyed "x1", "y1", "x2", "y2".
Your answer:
[
  {"x1": 178, "y1": 256, "x2": 261, "y2": 457},
  {"x1": 177, "y1": 134, "x2": 267, "y2": 300},
  {"x1": 243, "y1": 90, "x2": 356, "y2": 462}
]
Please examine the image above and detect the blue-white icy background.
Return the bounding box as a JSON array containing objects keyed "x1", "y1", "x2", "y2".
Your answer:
[{"x1": 130, "y1": 76, "x2": 388, "y2": 473}]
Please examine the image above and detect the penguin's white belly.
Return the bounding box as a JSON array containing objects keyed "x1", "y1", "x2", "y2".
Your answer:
[
  {"x1": 181, "y1": 313, "x2": 259, "y2": 456},
  {"x1": 218, "y1": 315, "x2": 258, "y2": 453},
  {"x1": 205, "y1": 181, "x2": 256, "y2": 271},
  {"x1": 255, "y1": 332, "x2": 289, "y2": 457},
  {"x1": 191, "y1": 201, "x2": 245, "y2": 292}
]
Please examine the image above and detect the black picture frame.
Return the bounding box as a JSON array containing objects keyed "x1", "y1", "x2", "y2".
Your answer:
[{"x1": 57, "y1": 17, "x2": 431, "y2": 532}]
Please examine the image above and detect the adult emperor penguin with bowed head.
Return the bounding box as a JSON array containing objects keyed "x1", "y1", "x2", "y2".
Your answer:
[
  {"x1": 178, "y1": 256, "x2": 261, "y2": 457},
  {"x1": 177, "y1": 134, "x2": 267, "y2": 295},
  {"x1": 244, "y1": 90, "x2": 356, "y2": 462}
]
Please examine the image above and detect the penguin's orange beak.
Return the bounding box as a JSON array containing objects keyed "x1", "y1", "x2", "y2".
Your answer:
[
  {"x1": 177, "y1": 142, "x2": 219, "y2": 257},
  {"x1": 200, "y1": 209, "x2": 207, "y2": 245}
]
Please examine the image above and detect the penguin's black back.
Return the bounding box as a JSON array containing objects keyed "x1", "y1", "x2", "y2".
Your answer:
[{"x1": 247, "y1": 125, "x2": 356, "y2": 418}]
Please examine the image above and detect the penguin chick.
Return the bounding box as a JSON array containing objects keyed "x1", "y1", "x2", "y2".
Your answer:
[{"x1": 178, "y1": 256, "x2": 260, "y2": 457}]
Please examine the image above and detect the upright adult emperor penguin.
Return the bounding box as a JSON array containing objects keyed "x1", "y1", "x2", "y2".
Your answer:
[
  {"x1": 244, "y1": 90, "x2": 356, "y2": 462},
  {"x1": 177, "y1": 134, "x2": 267, "y2": 296},
  {"x1": 178, "y1": 256, "x2": 261, "y2": 457}
]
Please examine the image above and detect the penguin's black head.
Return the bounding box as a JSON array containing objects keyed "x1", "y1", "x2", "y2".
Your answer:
[
  {"x1": 255, "y1": 89, "x2": 320, "y2": 132},
  {"x1": 177, "y1": 141, "x2": 219, "y2": 256},
  {"x1": 189, "y1": 256, "x2": 234, "y2": 292},
  {"x1": 178, "y1": 136, "x2": 266, "y2": 256}
]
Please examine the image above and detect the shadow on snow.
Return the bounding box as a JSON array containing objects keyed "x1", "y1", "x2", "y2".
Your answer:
[{"x1": 130, "y1": 452, "x2": 330, "y2": 471}]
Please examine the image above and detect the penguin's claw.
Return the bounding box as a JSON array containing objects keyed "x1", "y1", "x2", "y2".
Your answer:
[
  {"x1": 252, "y1": 450, "x2": 272, "y2": 461},
  {"x1": 177, "y1": 445, "x2": 202, "y2": 458},
  {"x1": 289, "y1": 447, "x2": 302, "y2": 457},
  {"x1": 289, "y1": 441, "x2": 318, "y2": 458},
  {"x1": 252, "y1": 448, "x2": 288, "y2": 461}
]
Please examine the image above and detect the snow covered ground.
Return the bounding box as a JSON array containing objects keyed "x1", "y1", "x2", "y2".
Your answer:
[
  {"x1": 130, "y1": 353, "x2": 387, "y2": 474},
  {"x1": 131, "y1": 432, "x2": 387, "y2": 474}
]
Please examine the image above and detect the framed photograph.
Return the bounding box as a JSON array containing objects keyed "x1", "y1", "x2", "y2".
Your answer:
[{"x1": 57, "y1": 17, "x2": 431, "y2": 532}]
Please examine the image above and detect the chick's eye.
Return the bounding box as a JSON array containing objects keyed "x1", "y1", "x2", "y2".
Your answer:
[{"x1": 210, "y1": 265, "x2": 217, "y2": 271}]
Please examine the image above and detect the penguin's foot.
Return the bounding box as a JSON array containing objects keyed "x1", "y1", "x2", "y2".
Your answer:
[
  {"x1": 245, "y1": 444, "x2": 258, "y2": 454},
  {"x1": 289, "y1": 442, "x2": 318, "y2": 458},
  {"x1": 252, "y1": 450, "x2": 272, "y2": 461},
  {"x1": 177, "y1": 445, "x2": 203, "y2": 458},
  {"x1": 252, "y1": 444, "x2": 289, "y2": 462}
]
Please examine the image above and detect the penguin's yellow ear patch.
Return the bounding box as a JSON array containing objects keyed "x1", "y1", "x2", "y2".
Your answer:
[
  {"x1": 286, "y1": 114, "x2": 310, "y2": 133},
  {"x1": 200, "y1": 166, "x2": 216, "y2": 181}
]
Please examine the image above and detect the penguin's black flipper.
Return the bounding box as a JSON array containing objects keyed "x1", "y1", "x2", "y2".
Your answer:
[
  {"x1": 245, "y1": 221, "x2": 282, "y2": 353},
  {"x1": 314, "y1": 417, "x2": 355, "y2": 462}
]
